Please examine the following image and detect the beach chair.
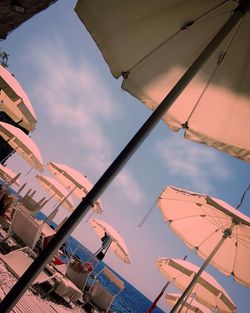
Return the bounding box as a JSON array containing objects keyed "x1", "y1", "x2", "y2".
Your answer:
[
  {"x1": 0, "y1": 246, "x2": 58, "y2": 285},
  {"x1": 83, "y1": 266, "x2": 124, "y2": 313},
  {"x1": 65, "y1": 257, "x2": 91, "y2": 290},
  {"x1": 0, "y1": 207, "x2": 43, "y2": 250},
  {"x1": 51, "y1": 256, "x2": 91, "y2": 304}
]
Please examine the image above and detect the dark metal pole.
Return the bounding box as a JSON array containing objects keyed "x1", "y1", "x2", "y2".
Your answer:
[{"x1": 0, "y1": 4, "x2": 247, "y2": 312}]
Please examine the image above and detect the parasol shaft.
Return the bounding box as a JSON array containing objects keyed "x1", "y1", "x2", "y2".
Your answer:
[
  {"x1": 178, "y1": 292, "x2": 195, "y2": 313},
  {"x1": 169, "y1": 224, "x2": 235, "y2": 313},
  {"x1": 0, "y1": 149, "x2": 15, "y2": 164},
  {"x1": 16, "y1": 182, "x2": 27, "y2": 195},
  {"x1": 0, "y1": 3, "x2": 248, "y2": 312},
  {"x1": 145, "y1": 281, "x2": 170, "y2": 313},
  {"x1": 44, "y1": 185, "x2": 77, "y2": 223}
]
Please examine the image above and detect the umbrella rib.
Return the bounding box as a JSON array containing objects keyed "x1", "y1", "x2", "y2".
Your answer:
[
  {"x1": 184, "y1": 16, "x2": 244, "y2": 128},
  {"x1": 233, "y1": 225, "x2": 250, "y2": 246},
  {"x1": 160, "y1": 198, "x2": 234, "y2": 229},
  {"x1": 231, "y1": 226, "x2": 239, "y2": 277},
  {"x1": 170, "y1": 214, "x2": 228, "y2": 230},
  {"x1": 160, "y1": 194, "x2": 235, "y2": 230},
  {"x1": 55, "y1": 169, "x2": 89, "y2": 195},
  {"x1": 123, "y1": 0, "x2": 230, "y2": 76},
  {"x1": 194, "y1": 222, "x2": 232, "y2": 250},
  {"x1": 201, "y1": 204, "x2": 227, "y2": 230}
]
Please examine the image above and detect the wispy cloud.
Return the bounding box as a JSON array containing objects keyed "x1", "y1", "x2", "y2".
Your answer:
[
  {"x1": 114, "y1": 170, "x2": 146, "y2": 205},
  {"x1": 27, "y1": 34, "x2": 144, "y2": 204},
  {"x1": 155, "y1": 134, "x2": 232, "y2": 193}
]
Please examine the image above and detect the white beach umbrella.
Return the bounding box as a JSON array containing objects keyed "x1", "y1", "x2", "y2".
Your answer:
[
  {"x1": 2, "y1": 2, "x2": 250, "y2": 310},
  {"x1": 47, "y1": 162, "x2": 103, "y2": 214},
  {"x1": 89, "y1": 218, "x2": 131, "y2": 264},
  {"x1": 166, "y1": 293, "x2": 212, "y2": 313},
  {"x1": 158, "y1": 185, "x2": 250, "y2": 312},
  {"x1": 35, "y1": 175, "x2": 74, "y2": 212},
  {"x1": 156, "y1": 257, "x2": 236, "y2": 313},
  {"x1": 75, "y1": 0, "x2": 250, "y2": 162},
  {"x1": 158, "y1": 186, "x2": 250, "y2": 287},
  {"x1": 0, "y1": 65, "x2": 37, "y2": 132},
  {"x1": 0, "y1": 122, "x2": 44, "y2": 172},
  {"x1": 0, "y1": 164, "x2": 21, "y2": 187}
]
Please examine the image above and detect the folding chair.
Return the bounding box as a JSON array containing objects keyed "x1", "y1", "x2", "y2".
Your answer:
[
  {"x1": 52, "y1": 256, "x2": 93, "y2": 304},
  {"x1": 0, "y1": 207, "x2": 43, "y2": 250},
  {"x1": 83, "y1": 266, "x2": 124, "y2": 313},
  {"x1": 0, "y1": 246, "x2": 58, "y2": 285}
]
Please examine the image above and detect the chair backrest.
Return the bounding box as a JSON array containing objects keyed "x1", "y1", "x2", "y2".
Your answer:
[
  {"x1": 10, "y1": 208, "x2": 43, "y2": 249},
  {"x1": 89, "y1": 281, "x2": 115, "y2": 312},
  {"x1": 89, "y1": 266, "x2": 124, "y2": 312},
  {"x1": 102, "y1": 267, "x2": 124, "y2": 290},
  {"x1": 66, "y1": 259, "x2": 90, "y2": 290}
]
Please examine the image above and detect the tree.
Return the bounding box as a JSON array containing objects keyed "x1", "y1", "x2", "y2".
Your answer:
[{"x1": 0, "y1": 50, "x2": 9, "y2": 68}]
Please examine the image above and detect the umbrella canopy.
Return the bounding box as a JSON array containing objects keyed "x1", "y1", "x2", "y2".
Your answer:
[
  {"x1": 35, "y1": 175, "x2": 74, "y2": 212},
  {"x1": 0, "y1": 164, "x2": 21, "y2": 186},
  {"x1": 75, "y1": 0, "x2": 250, "y2": 162},
  {"x1": 158, "y1": 186, "x2": 250, "y2": 288},
  {"x1": 0, "y1": 122, "x2": 44, "y2": 172},
  {"x1": 166, "y1": 293, "x2": 212, "y2": 313},
  {"x1": 0, "y1": 65, "x2": 37, "y2": 131},
  {"x1": 2, "y1": 3, "x2": 250, "y2": 311},
  {"x1": 47, "y1": 162, "x2": 103, "y2": 214},
  {"x1": 156, "y1": 257, "x2": 236, "y2": 313},
  {"x1": 89, "y1": 218, "x2": 131, "y2": 264}
]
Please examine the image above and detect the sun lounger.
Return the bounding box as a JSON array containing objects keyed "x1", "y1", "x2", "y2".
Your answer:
[
  {"x1": 0, "y1": 246, "x2": 82, "y2": 303},
  {"x1": 66, "y1": 257, "x2": 91, "y2": 290},
  {"x1": 0, "y1": 246, "x2": 57, "y2": 285},
  {"x1": 83, "y1": 266, "x2": 124, "y2": 313},
  {"x1": 52, "y1": 257, "x2": 91, "y2": 303},
  {"x1": 0, "y1": 207, "x2": 44, "y2": 250},
  {"x1": 52, "y1": 275, "x2": 84, "y2": 304}
]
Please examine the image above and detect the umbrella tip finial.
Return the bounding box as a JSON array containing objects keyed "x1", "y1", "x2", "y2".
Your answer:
[
  {"x1": 181, "y1": 121, "x2": 189, "y2": 129},
  {"x1": 121, "y1": 71, "x2": 129, "y2": 79}
]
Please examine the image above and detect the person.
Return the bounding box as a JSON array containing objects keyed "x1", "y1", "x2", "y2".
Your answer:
[
  {"x1": 101, "y1": 232, "x2": 112, "y2": 249},
  {"x1": 95, "y1": 232, "x2": 112, "y2": 260},
  {"x1": 95, "y1": 250, "x2": 105, "y2": 261},
  {"x1": 0, "y1": 192, "x2": 15, "y2": 218}
]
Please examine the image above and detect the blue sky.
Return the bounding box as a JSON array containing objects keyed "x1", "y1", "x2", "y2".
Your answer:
[{"x1": 1, "y1": 1, "x2": 250, "y2": 311}]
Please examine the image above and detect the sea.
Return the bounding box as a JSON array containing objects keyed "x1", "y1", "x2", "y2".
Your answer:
[{"x1": 35, "y1": 212, "x2": 165, "y2": 313}]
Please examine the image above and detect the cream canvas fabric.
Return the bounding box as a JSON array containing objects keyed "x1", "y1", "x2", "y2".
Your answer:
[
  {"x1": 0, "y1": 164, "x2": 21, "y2": 186},
  {"x1": 75, "y1": 0, "x2": 250, "y2": 162},
  {"x1": 47, "y1": 162, "x2": 103, "y2": 214},
  {"x1": 0, "y1": 122, "x2": 44, "y2": 172},
  {"x1": 166, "y1": 293, "x2": 212, "y2": 313},
  {"x1": 156, "y1": 258, "x2": 236, "y2": 313},
  {"x1": 158, "y1": 186, "x2": 250, "y2": 288},
  {"x1": 35, "y1": 175, "x2": 74, "y2": 211},
  {"x1": 0, "y1": 65, "x2": 37, "y2": 131}
]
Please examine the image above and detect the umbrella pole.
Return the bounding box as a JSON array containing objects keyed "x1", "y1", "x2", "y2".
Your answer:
[
  {"x1": 0, "y1": 149, "x2": 15, "y2": 165},
  {"x1": 169, "y1": 224, "x2": 235, "y2": 313},
  {"x1": 178, "y1": 292, "x2": 195, "y2": 313},
  {"x1": 0, "y1": 3, "x2": 248, "y2": 312},
  {"x1": 145, "y1": 281, "x2": 170, "y2": 313},
  {"x1": 44, "y1": 186, "x2": 77, "y2": 223}
]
